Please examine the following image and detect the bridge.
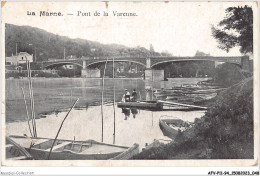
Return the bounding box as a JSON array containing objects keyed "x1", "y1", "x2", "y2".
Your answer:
[{"x1": 42, "y1": 56, "x2": 250, "y2": 80}]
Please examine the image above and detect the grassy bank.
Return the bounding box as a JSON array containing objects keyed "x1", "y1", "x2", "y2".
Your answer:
[
  {"x1": 5, "y1": 71, "x2": 59, "y2": 79},
  {"x1": 132, "y1": 77, "x2": 254, "y2": 159}
]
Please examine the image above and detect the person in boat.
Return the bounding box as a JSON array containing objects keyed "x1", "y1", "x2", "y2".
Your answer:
[
  {"x1": 122, "y1": 89, "x2": 131, "y2": 102},
  {"x1": 131, "y1": 89, "x2": 137, "y2": 102}
]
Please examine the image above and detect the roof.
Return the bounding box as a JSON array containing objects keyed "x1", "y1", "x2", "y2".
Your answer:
[{"x1": 18, "y1": 52, "x2": 31, "y2": 56}]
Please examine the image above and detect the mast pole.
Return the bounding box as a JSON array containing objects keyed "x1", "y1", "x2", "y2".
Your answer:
[
  {"x1": 113, "y1": 58, "x2": 116, "y2": 144},
  {"x1": 101, "y1": 57, "x2": 108, "y2": 142},
  {"x1": 47, "y1": 99, "x2": 79, "y2": 160}
]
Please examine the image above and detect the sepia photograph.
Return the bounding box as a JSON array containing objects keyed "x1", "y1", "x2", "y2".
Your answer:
[{"x1": 1, "y1": 1, "x2": 258, "y2": 170}]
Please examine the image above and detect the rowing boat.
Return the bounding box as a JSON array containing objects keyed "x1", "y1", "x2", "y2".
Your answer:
[
  {"x1": 166, "y1": 93, "x2": 217, "y2": 103},
  {"x1": 8, "y1": 135, "x2": 139, "y2": 160},
  {"x1": 159, "y1": 118, "x2": 191, "y2": 140},
  {"x1": 6, "y1": 136, "x2": 33, "y2": 160}
]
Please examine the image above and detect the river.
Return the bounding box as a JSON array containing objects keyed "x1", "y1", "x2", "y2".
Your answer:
[{"x1": 5, "y1": 77, "x2": 209, "y2": 148}]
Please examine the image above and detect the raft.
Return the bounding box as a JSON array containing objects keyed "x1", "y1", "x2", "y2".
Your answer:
[{"x1": 117, "y1": 100, "x2": 163, "y2": 110}]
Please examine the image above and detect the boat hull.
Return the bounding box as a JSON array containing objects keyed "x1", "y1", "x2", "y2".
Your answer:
[
  {"x1": 27, "y1": 148, "x2": 122, "y2": 160},
  {"x1": 159, "y1": 119, "x2": 179, "y2": 140},
  {"x1": 159, "y1": 119, "x2": 190, "y2": 140},
  {"x1": 6, "y1": 137, "x2": 33, "y2": 160},
  {"x1": 9, "y1": 135, "x2": 139, "y2": 160}
]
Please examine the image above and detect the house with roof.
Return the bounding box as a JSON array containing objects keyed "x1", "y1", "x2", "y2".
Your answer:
[{"x1": 6, "y1": 52, "x2": 33, "y2": 65}]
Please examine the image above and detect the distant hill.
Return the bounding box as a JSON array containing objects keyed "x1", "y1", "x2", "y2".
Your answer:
[{"x1": 5, "y1": 24, "x2": 171, "y2": 61}]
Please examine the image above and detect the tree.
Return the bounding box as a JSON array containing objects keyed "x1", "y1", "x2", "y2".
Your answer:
[
  {"x1": 149, "y1": 44, "x2": 155, "y2": 53},
  {"x1": 195, "y1": 50, "x2": 210, "y2": 56},
  {"x1": 211, "y1": 6, "x2": 253, "y2": 54},
  {"x1": 214, "y1": 63, "x2": 244, "y2": 87}
]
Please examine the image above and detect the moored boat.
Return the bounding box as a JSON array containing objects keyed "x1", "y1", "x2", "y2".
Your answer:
[
  {"x1": 166, "y1": 93, "x2": 217, "y2": 103},
  {"x1": 9, "y1": 135, "x2": 139, "y2": 160},
  {"x1": 159, "y1": 118, "x2": 191, "y2": 140},
  {"x1": 6, "y1": 136, "x2": 33, "y2": 160}
]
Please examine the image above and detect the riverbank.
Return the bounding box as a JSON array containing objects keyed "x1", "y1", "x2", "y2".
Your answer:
[{"x1": 132, "y1": 77, "x2": 254, "y2": 159}]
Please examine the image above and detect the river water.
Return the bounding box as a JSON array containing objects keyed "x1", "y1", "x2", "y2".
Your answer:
[{"x1": 5, "y1": 77, "x2": 209, "y2": 148}]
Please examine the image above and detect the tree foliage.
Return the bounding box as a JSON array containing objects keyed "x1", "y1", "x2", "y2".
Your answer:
[
  {"x1": 211, "y1": 6, "x2": 253, "y2": 54},
  {"x1": 5, "y1": 24, "x2": 171, "y2": 61},
  {"x1": 195, "y1": 50, "x2": 210, "y2": 56},
  {"x1": 154, "y1": 61, "x2": 215, "y2": 78},
  {"x1": 214, "y1": 63, "x2": 244, "y2": 87}
]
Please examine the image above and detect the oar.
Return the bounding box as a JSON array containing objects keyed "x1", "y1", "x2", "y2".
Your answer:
[
  {"x1": 158, "y1": 100, "x2": 208, "y2": 110},
  {"x1": 47, "y1": 98, "x2": 79, "y2": 160},
  {"x1": 26, "y1": 60, "x2": 35, "y2": 137},
  {"x1": 21, "y1": 87, "x2": 33, "y2": 137},
  {"x1": 101, "y1": 57, "x2": 108, "y2": 142}
]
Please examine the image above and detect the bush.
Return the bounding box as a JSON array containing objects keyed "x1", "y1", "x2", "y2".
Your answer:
[
  {"x1": 32, "y1": 72, "x2": 59, "y2": 78},
  {"x1": 56, "y1": 68, "x2": 81, "y2": 77},
  {"x1": 5, "y1": 71, "x2": 59, "y2": 78},
  {"x1": 5, "y1": 72, "x2": 26, "y2": 78},
  {"x1": 214, "y1": 63, "x2": 244, "y2": 87},
  {"x1": 132, "y1": 78, "x2": 253, "y2": 159}
]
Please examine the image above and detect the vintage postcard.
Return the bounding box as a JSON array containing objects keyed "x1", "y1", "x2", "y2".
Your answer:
[{"x1": 1, "y1": 1, "x2": 258, "y2": 168}]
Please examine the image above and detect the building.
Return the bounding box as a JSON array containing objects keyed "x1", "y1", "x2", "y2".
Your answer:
[{"x1": 6, "y1": 52, "x2": 33, "y2": 65}]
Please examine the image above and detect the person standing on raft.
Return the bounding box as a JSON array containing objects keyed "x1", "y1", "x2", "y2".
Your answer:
[
  {"x1": 132, "y1": 89, "x2": 137, "y2": 102},
  {"x1": 122, "y1": 89, "x2": 131, "y2": 102}
]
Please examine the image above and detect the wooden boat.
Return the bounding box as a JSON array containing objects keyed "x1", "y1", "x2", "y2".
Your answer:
[
  {"x1": 166, "y1": 93, "x2": 217, "y2": 103},
  {"x1": 197, "y1": 81, "x2": 219, "y2": 86},
  {"x1": 166, "y1": 96, "x2": 195, "y2": 102},
  {"x1": 154, "y1": 89, "x2": 186, "y2": 95},
  {"x1": 117, "y1": 100, "x2": 163, "y2": 110},
  {"x1": 9, "y1": 135, "x2": 139, "y2": 160},
  {"x1": 154, "y1": 85, "x2": 224, "y2": 95},
  {"x1": 159, "y1": 118, "x2": 191, "y2": 140},
  {"x1": 6, "y1": 136, "x2": 33, "y2": 160}
]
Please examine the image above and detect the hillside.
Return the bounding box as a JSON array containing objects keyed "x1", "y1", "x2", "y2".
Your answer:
[
  {"x1": 132, "y1": 77, "x2": 254, "y2": 159},
  {"x1": 5, "y1": 24, "x2": 171, "y2": 61}
]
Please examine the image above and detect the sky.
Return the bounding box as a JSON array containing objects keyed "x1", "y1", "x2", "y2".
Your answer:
[{"x1": 2, "y1": 1, "x2": 256, "y2": 57}]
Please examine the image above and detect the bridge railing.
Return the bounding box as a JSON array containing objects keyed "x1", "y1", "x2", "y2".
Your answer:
[
  {"x1": 46, "y1": 56, "x2": 148, "y2": 62},
  {"x1": 6, "y1": 70, "x2": 58, "y2": 74}
]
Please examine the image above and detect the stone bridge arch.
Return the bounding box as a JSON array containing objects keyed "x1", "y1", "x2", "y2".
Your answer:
[
  {"x1": 44, "y1": 61, "x2": 83, "y2": 69},
  {"x1": 41, "y1": 56, "x2": 249, "y2": 78},
  {"x1": 85, "y1": 59, "x2": 147, "y2": 68},
  {"x1": 150, "y1": 56, "x2": 244, "y2": 68}
]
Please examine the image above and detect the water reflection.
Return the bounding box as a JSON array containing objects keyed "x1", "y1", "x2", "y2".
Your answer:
[
  {"x1": 121, "y1": 108, "x2": 139, "y2": 120},
  {"x1": 131, "y1": 108, "x2": 138, "y2": 118},
  {"x1": 6, "y1": 104, "x2": 206, "y2": 149}
]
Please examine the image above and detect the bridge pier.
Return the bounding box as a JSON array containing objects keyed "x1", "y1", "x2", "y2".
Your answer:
[
  {"x1": 144, "y1": 69, "x2": 164, "y2": 81},
  {"x1": 83, "y1": 60, "x2": 86, "y2": 69},
  {"x1": 144, "y1": 57, "x2": 164, "y2": 81},
  {"x1": 241, "y1": 56, "x2": 250, "y2": 71},
  {"x1": 81, "y1": 68, "x2": 100, "y2": 78},
  {"x1": 146, "y1": 58, "x2": 151, "y2": 68},
  {"x1": 81, "y1": 60, "x2": 101, "y2": 77}
]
